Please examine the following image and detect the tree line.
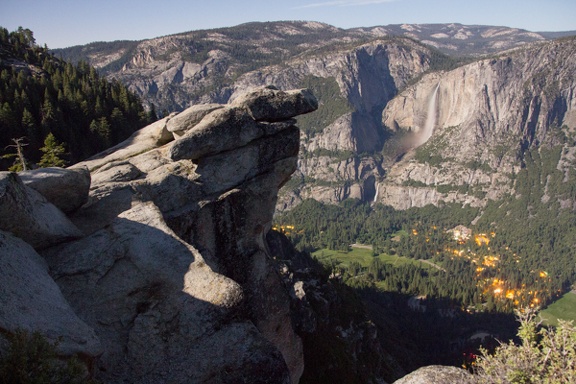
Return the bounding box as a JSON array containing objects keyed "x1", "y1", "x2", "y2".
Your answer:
[
  {"x1": 275, "y1": 145, "x2": 576, "y2": 314},
  {"x1": 0, "y1": 26, "x2": 157, "y2": 170}
]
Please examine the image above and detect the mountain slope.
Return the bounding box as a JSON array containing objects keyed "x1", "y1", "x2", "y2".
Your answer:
[
  {"x1": 379, "y1": 36, "x2": 576, "y2": 209},
  {"x1": 54, "y1": 21, "x2": 560, "y2": 112},
  {"x1": 54, "y1": 22, "x2": 576, "y2": 212}
]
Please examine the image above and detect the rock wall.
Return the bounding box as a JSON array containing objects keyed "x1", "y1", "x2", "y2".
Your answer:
[
  {"x1": 227, "y1": 39, "x2": 433, "y2": 210},
  {"x1": 0, "y1": 87, "x2": 318, "y2": 383},
  {"x1": 378, "y1": 38, "x2": 576, "y2": 209},
  {"x1": 60, "y1": 24, "x2": 576, "y2": 213}
]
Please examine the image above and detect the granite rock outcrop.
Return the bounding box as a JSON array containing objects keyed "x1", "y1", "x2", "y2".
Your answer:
[
  {"x1": 378, "y1": 38, "x2": 576, "y2": 209},
  {"x1": 392, "y1": 365, "x2": 476, "y2": 384},
  {"x1": 0, "y1": 87, "x2": 317, "y2": 383}
]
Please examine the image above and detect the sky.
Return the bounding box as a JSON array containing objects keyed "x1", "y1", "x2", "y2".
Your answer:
[{"x1": 1, "y1": 0, "x2": 575, "y2": 49}]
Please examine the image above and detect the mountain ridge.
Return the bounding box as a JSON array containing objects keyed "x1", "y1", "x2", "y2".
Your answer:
[
  {"x1": 48, "y1": 22, "x2": 576, "y2": 214},
  {"x1": 53, "y1": 21, "x2": 571, "y2": 102},
  {"x1": 55, "y1": 21, "x2": 575, "y2": 61}
]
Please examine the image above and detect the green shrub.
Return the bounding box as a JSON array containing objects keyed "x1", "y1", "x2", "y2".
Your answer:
[
  {"x1": 475, "y1": 309, "x2": 576, "y2": 383},
  {"x1": 0, "y1": 330, "x2": 97, "y2": 384}
]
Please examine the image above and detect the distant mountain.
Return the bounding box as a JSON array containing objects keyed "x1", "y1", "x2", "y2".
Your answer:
[
  {"x1": 352, "y1": 23, "x2": 551, "y2": 55},
  {"x1": 53, "y1": 21, "x2": 571, "y2": 111},
  {"x1": 539, "y1": 30, "x2": 576, "y2": 39},
  {"x1": 52, "y1": 21, "x2": 576, "y2": 213}
]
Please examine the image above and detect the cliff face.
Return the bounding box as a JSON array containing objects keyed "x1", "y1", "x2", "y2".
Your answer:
[
  {"x1": 56, "y1": 23, "x2": 576, "y2": 213},
  {"x1": 112, "y1": 35, "x2": 437, "y2": 212},
  {"x1": 225, "y1": 39, "x2": 434, "y2": 210},
  {"x1": 0, "y1": 87, "x2": 322, "y2": 383},
  {"x1": 378, "y1": 37, "x2": 576, "y2": 209}
]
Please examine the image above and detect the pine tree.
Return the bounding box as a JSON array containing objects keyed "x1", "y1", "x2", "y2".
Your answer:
[
  {"x1": 0, "y1": 26, "x2": 152, "y2": 168},
  {"x1": 2, "y1": 137, "x2": 29, "y2": 171},
  {"x1": 38, "y1": 133, "x2": 66, "y2": 168}
]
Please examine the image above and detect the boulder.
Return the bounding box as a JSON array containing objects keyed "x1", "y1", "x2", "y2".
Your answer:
[
  {"x1": 230, "y1": 86, "x2": 318, "y2": 122},
  {"x1": 393, "y1": 365, "x2": 477, "y2": 384},
  {"x1": 19, "y1": 167, "x2": 91, "y2": 213},
  {"x1": 168, "y1": 106, "x2": 296, "y2": 161},
  {"x1": 168, "y1": 106, "x2": 261, "y2": 161},
  {"x1": 165, "y1": 103, "x2": 224, "y2": 137},
  {"x1": 169, "y1": 87, "x2": 315, "y2": 162},
  {"x1": 192, "y1": 125, "x2": 300, "y2": 196},
  {"x1": 0, "y1": 230, "x2": 101, "y2": 357},
  {"x1": 0, "y1": 172, "x2": 82, "y2": 249}
]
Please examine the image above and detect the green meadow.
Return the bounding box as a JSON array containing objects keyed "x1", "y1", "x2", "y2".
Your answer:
[
  {"x1": 539, "y1": 291, "x2": 576, "y2": 326},
  {"x1": 311, "y1": 245, "x2": 434, "y2": 270}
]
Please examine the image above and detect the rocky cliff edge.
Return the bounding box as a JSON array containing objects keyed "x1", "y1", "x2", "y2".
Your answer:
[{"x1": 0, "y1": 87, "x2": 318, "y2": 383}]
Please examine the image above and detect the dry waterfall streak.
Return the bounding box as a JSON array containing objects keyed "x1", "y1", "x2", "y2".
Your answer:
[{"x1": 416, "y1": 82, "x2": 440, "y2": 147}]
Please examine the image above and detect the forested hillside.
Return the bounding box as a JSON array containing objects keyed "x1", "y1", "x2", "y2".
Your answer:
[
  {"x1": 276, "y1": 147, "x2": 576, "y2": 313},
  {"x1": 274, "y1": 150, "x2": 576, "y2": 370},
  {"x1": 0, "y1": 27, "x2": 156, "y2": 170}
]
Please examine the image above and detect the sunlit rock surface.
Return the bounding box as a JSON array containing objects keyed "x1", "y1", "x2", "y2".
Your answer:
[{"x1": 0, "y1": 87, "x2": 317, "y2": 384}]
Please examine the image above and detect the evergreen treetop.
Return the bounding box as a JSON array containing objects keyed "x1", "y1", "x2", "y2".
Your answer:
[{"x1": 0, "y1": 26, "x2": 158, "y2": 170}]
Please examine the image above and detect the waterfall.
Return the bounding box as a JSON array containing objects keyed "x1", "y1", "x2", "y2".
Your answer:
[
  {"x1": 415, "y1": 82, "x2": 440, "y2": 147},
  {"x1": 373, "y1": 183, "x2": 379, "y2": 203}
]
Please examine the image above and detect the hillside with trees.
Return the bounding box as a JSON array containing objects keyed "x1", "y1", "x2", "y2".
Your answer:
[
  {"x1": 275, "y1": 166, "x2": 576, "y2": 315},
  {"x1": 271, "y1": 140, "x2": 576, "y2": 374},
  {"x1": 0, "y1": 26, "x2": 156, "y2": 170}
]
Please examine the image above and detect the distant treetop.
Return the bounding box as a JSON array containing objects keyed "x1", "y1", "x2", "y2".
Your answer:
[{"x1": 0, "y1": 26, "x2": 158, "y2": 170}]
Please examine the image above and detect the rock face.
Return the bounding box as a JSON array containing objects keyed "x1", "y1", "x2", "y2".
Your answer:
[
  {"x1": 0, "y1": 87, "x2": 318, "y2": 383},
  {"x1": 56, "y1": 24, "x2": 576, "y2": 212},
  {"x1": 378, "y1": 37, "x2": 576, "y2": 209},
  {"x1": 393, "y1": 365, "x2": 476, "y2": 384}
]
